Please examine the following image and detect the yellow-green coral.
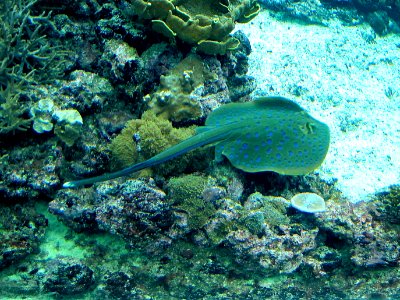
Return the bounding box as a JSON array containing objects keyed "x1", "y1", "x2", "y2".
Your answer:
[
  {"x1": 197, "y1": 38, "x2": 240, "y2": 56},
  {"x1": 130, "y1": 0, "x2": 260, "y2": 55},
  {"x1": 145, "y1": 53, "x2": 204, "y2": 122},
  {"x1": 109, "y1": 110, "x2": 197, "y2": 176},
  {"x1": 167, "y1": 174, "x2": 216, "y2": 230}
]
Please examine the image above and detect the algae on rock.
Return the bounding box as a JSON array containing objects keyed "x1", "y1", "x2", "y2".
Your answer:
[
  {"x1": 240, "y1": 192, "x2": 290, "y2": 235},
  {"x1": 374, "y1": 185, "x2": 400, "y2": 224}
]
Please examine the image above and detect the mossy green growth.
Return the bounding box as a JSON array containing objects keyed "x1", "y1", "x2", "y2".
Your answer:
[
  {"x1": 240, "y1": 211, "x2": 266, "y2": 236},
  {"x1": 109, "y1": 110, "x2": 197, "y2": 176},
  {"x1": 240, "y1": 193, "x2": 290, "y2": 235},
  {"x1": 206, "y1": 213, "x2": 238, "y2": 245},
  {"x1": 167, "y1": 174, "x2": 216, "y2": 230},
  {"x1": 205, "y1": 194, "x2": 291, "y2": 243},
  {"x1": 145, "y1": 54, "x2": 204, "y2": 122},
  {"x1": 130, "y1": 0, "x2": 260, "y2": 55}
]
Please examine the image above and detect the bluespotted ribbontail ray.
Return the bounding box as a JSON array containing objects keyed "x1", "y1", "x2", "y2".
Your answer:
[{"x1": 63, "y1": 96, "x2": 330, "y2": 188}]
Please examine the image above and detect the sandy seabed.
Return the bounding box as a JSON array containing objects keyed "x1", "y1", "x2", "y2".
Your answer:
[{"x1": 238, "y1": 11, "x2": 400, "y2": 202}]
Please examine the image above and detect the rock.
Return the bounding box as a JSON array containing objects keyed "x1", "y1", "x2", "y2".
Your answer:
[{"x1": 43, "y1": 258, "x2": 94, "y2": 295}]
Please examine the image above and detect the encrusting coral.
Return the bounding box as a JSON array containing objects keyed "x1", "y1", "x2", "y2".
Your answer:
[
  {"x1": 290, "y1": 192, "x2": 326, "y2": 213},
  {"x1": 130, "y1": 0, "x2": 260, "y2": 55}
]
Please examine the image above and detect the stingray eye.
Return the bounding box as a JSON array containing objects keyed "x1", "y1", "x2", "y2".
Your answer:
[{"x1": 299, "y1": 122, "x2": 315, "y2": 135}]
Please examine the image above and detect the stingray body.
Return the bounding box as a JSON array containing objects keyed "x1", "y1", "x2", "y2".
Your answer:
[{"x1": 63, "y1": 97, "x2": 330, "y2": 188}]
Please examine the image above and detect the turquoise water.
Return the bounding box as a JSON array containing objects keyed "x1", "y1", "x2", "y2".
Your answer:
[{"x1": 1, "y1": 0, "x2": 399, "y2": 298}]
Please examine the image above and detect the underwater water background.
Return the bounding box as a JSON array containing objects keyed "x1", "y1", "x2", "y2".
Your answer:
[{"x1": 0, "y1": 0, "x2": 400, "y2": 299}]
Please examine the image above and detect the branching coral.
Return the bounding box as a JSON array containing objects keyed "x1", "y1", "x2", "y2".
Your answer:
[
  {"x1": 0, "y1": 0, "x2": 65, "y2": 134},
  {"x1": 0, "y1": 0, "x2": 59, "y2": 87},
  {"x1": 130, "y1": 0, "x2": 260, "y2": 55},
  {"x1": 0, "y1": 82, "x2": 32, "y2": 134}
]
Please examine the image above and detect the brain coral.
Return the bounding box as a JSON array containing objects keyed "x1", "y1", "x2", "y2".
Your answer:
[
  {"x1": 131, "y1": 0, "x2": 260, "y2": 55},
  {"x1": 109, "y1": 110, "x2": 197, "y2": 176}
]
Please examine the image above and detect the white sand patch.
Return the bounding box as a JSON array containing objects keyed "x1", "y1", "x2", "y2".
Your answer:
[{"x1": 237, "y1": 11, "x2": 400, "y2": 202}]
